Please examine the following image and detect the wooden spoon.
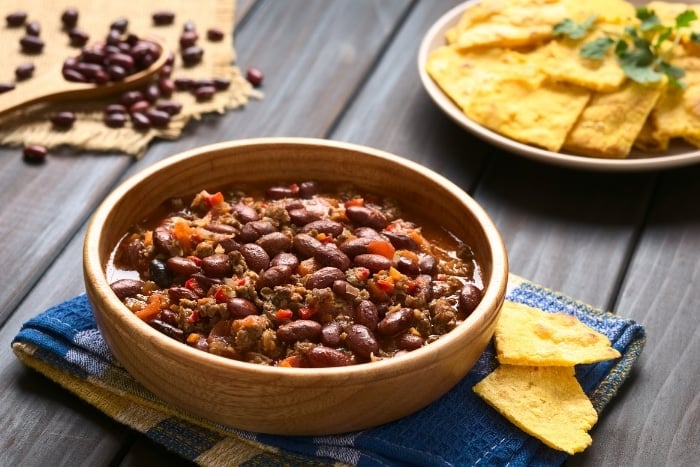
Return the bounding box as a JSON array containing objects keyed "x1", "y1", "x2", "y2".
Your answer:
[{"x1": 0, "y1": 38, "x2": 168, "y2": 119}]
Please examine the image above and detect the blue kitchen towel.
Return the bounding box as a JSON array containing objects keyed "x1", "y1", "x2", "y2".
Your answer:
[{"x1": 11, "y1": 274, "x2": 645, "y2": 466}]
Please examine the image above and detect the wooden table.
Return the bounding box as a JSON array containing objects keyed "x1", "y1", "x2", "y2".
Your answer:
[{"x1": 1, "y1": 1, "x2": 698, "y2": 465}]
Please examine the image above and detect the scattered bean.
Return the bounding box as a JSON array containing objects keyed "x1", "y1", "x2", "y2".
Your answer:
[
  {"x1": 50, "y1": 111, "x2": 76, "y2": 129},
  {"x1": 61, "y1": 8, "x2": 79, "y2": 29},
  {"x1": 206, "y1": 28, "x2": 224, "y2": 41},
  {"x1": 15, "y1": 63, "x2": 35, "y2": 80},
  {"x1": 0, "y1": 82, "x2": 16, "y2": 94},
  {"x1": 68, "y1": 28, "x2": 90, "y2": 47},
  {"x1": 22, "y1": 144, "x2": 48, "y2": 164},
  {"x1": 152, "y1": 10, "x2": 175, "y2": 25},
  {"x1": 5, "y1": 11, "x2": 27, "y2": 27},
  {"x1": 246, "y1": 67, "x2": 264, "y2": 87},
  {"x1": 20, "y1": 35, "x2": 44, "y2": 54},
  {"x1": 181, "y1": 45, "x2": 204, "y2": 66},
  {"x1": 25, "y1": 21, "x2": 40, "y2": 36}
]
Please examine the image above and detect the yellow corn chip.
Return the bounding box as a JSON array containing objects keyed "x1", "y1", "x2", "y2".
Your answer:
[
  {"x1": 494, "y1": 301, "x2": 621, "y2": 365},
  {"x1": 473, "y1": 364, "x2": 598, "y2": 454}
]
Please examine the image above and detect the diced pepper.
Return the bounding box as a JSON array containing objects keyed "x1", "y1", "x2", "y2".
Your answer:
[
  {"x1": 344, "y1": 197, "x2": 364, "y2": 207},
  {"x1": 376, "y1": 278, "x2": 395, "y2": 294},
  {"x1": 355, "y1": 267, "x2": 370, "y2": 281},
  {"x1": 205, "y1": 191, "x2": 225, "y2": 207},
  {"x1": 187, "y1": 255, "x2": 203, "y2": 266},
  {"x1": 275, "y1": 309, "x2": 293, "y2": 320},
  {"x1": 368, "y1": 239, "x2": 395, "y2": 259},
  {"x1": 214, "y1": 288, "x2": 228, "y2": 303},
  {"x1": 186, "y1": 333, "x2": 201, "y2": 345},
  {"x1": 187, "y1": 310, "x2": 200, "y2": 324},
  {"x1": 173, "y1": 219, "x2": 193, "y2": 252},
  {"x1": 407, "y1": 230, "x2": 428, "y2": 247},
  {"x1": 135, "y1": 293, "x2": 165, "y2": 321},
  {"x1": 184, "y1": 277, "x2": 205, "y2": 296},
  {"x1": 278, "y1": 355, "x2": 303, "y2": 368},
  {"x1": 388, "y1": 266, "x2": 403, "y2": 281},
  {"x1": 298, "y1": 306, "x2": 316, "y2": 319}
]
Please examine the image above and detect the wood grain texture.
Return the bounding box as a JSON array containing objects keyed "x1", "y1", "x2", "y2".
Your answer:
[{"x1": 1, "y1": 0, "x2": 699, "y2": 465}]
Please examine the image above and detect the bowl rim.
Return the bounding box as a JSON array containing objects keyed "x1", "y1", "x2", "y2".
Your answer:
[{"x1": 84, "y1": 137, "x2": 508, "y2": 380}]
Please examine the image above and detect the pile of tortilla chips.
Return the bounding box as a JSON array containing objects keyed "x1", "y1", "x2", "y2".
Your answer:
[
  {"x1": 473, "y1": 301, "x2": 621, "y2": 454},
  {"x1": 426, "y1": 0, "x2": 700, "y2": 158}
]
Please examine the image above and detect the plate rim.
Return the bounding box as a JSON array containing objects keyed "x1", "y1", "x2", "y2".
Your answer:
[{"x1": 417, "y1": 0, "x2": 700, "y2": 172}]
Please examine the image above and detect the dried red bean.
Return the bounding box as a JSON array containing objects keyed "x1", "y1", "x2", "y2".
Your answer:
[
  {"x1": 105, "y1": 103, "x2": 127, "y2": 114},
  {"x1": 277, "y1": 320, "x2": 322, "y2": 344},
  {"x1": 213, "y1": 77, "x2": 231, "y2": 90},
  {"x1": 25, "y1": 21, "x2": 40, "y2": 36},
  {"x1": 22, "y1": 144, "x2": 48, "y2": 164},
  {"x1": 20, "y1": 35, "x2": 44, "y2": 54},
  {"x1": 193, "y1": 84, "x2": 215, "y2": 101},
  {"x1": 120, "y1": 90, "x2": 144, "y2": 107},
  {"x1": 183, "y1": 20, "x2": 196, "y2": 32},
  {"x1": 181, "y1": 45, "x2": 203, "y2": 66},
  {"x1": 106, "y1": 53, "x2": 135, "y2": 72},
  {"x1": 50, "y1": 111, "x2": 76, "y2": 129},
  {"x1": 131, "y1": 112, "x2": 151, "y2": 130},
  {"x1": 158, "y1": 77, "x2": 175, "y2": 96},
  {"x1": 104, "y1": 112, "x2": 127, "y2": 128},
  {"x1": 179, "y1": 30, "x2": 198, "y2": 48},
  {"x1": 144, "y1": 83, "x2": 160, "y2": 102},
  {"x1": 226, "y1": 297, "x2": 259, "y2": 318},
  {"x1": 155, "y1": 100, "x2": 182, "y2": 115},
  {"x1": 174, "y1": 77, "x2": 195, "y2": 90},
  {"x1": 346, "y1": 324, "x2": 379, "y2": 361},
  {"x1": 306, "y1": 346, "x2": 351, "y2": 367},
  {"x1": 61, "y1": 8, "x2": 79, "y2": 29},
  {"x1": 110, "y1": 278, "x2": 144, "y2": 300},
  {"x1": 0, "y1": 82, "x2": 16, "y2": 93},
  {"x1": 68, "y1": 28, "x2": 90, "y2": 47},
  {"x1": 246, "y1": 67, "x2": 264, "y2": 87},
  {"x1": 15, "y1": 63, "x2": 35, "y2": 80},
  {"x1": 110, "y1": 17, "x2": 129, "y2": 33},
  {"x1": 107, "y1": 65, "x2": 127, "y2": 81},
  {"x1": 206, "y1": 28, "x2": 224, "y2": 41},
  {"x1": 129, "y1": 100, "x2": 151, "y2": 115},
  {"x1": 152, "y1": 10, "x2": 175, "y2": 25},
  {"x1": 6, "y1": 11, "x2": 27, "y2": 27},
  {"x1": 145, "y1": 109, "x2": 171, "y2": 128}
]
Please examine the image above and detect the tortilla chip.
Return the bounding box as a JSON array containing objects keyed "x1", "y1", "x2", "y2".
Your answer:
[
  {"x1": 494, "y1": 301, "x2": 621, "y2": 366},
  {"x1": 473, "y1": 364, "x2": 598, "y2": 454},
  {"x1": 564, "y1": 80, "x2": 663, "y2": 158},
  {"x1": 463, "y1": 77, "x2": 590, "y2": 152},
  {"x1": 650, "y1": 56, "x2": 700, "y2": 142}
]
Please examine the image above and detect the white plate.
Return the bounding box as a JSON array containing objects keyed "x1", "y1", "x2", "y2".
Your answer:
[{"x1": 417, "y1": 1, "x2": 700, "y2": 172}]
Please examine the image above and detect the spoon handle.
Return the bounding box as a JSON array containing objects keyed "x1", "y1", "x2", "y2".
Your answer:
[{"x1": 0, "y1": 71, "x2": 94, "y2": 119}]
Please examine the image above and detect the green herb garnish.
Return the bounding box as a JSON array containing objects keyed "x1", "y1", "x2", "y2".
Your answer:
[{"x1": 553, "y1": 8, "x2": 699, "y2": 89}]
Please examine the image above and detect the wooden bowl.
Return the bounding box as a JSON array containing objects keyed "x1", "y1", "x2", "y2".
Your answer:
[{"x1": 83, "y1": 137, "x2": 508, "y2": 435}]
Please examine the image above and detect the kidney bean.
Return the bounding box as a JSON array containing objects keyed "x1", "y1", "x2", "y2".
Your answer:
[
  {"x1": 106, "y1": 53, "x2": 135, "y2": 72},
  {"x1": 287, "y1": 208, "x2": 320, "y2": 226},
  {"x1": 207, "y1": 28, "x2": 224, "y2": 41},
  {"x1": 339, "y1": 237, "x2": 371, "y2": 258},
  {"x1": 394, "y1": 255, "x2": 419, "y2": 276},
  {"x1": 218, "y1": 237, "x2": 241, "y2": 253},
  {"x1": 110, "y1": 17, "x2": 129, "y2": 33},
  {"x1": 107, "y1": 65, "x2": 127, "y2": 81},
  {"x1": 174, "y1": 77, "x2": 195, "y2": 90},
  {"x1": 257, "y1": 265, "x2": 293, "y2": 290},
  {"x1": 120, "y1": 90, "x2": 144, "y2": 107},
  {"x1": 166, "y1": 256, "x2": 201, "y2": 276},
  {"x1": 346, "y1": 324, "x2": 379, "y2": 361},
  {"x1": 382, "y1": 231, "x2": 418, "y2": 250},
  {"x1": 353, "y1": 254, "x2": 391, "y2": 273},
  {"x1": 345, "y1": 205, "x2": 388, "y2": 230},
  {"x1": 109, "y1": 278, "x2": 144, "y2": 300},
  {"x1": 200, "y1": 253, "x2": 231, "y2": 277},
  {"x1": 418, "y1": 254, "x2": 437, "y2": 276},
  {"x1": 129, "y1": 99, "x2": 150, "y2": 115},
  {"x1": 204, "y1": 222, "x2": 238, "y2": 235},
  {"x1": 246, "y1": 67, "x2": 264, "y2": 87},
  {"x1": 131, "y1": 112, "x2": 151, "y2": 130},
  {"x1": 179, "y1": 31, "x2": 199, "y2": 48},
  {"x1": 354, "y1": 226, "x2": 384, "y2": 239},
  {"x1": 193, "y1": 84, "x2": 215, "y2": 101},
  {"x1": 168, "y1": 286, "x2": 199, "y2": 302},
  {"x1": 377, "y1": 308, "x2": 414, "y2": 336},
  {"x1": 239, "y1": 220, "x2": 276, "y2": 242},
  {"x1": 320, "y1": 322, "x2": 343, "y2": 347},
  {"x1": 104, "y1": 112, "x2": 127, "y2": 128},
  {"x1": 152, "y1": 10, "x2": 175, "y2": 25},
  {"x1": 256, "y1": 231, "x2": 291, "y2": 257},
  {"x1": 226, "y1": 297, "x2": 259, "y2": 318},
  {"x1": 80, "y1": 47, "x2": 106, "y2": 64},
  {"x1": 20, "y1": 35, "x2": 44, "y2": 54},
  {"x1": 50, "y1": 111, "x2": 76, "y2": 129},
  {"x1": 0, "y1": 82, "x2": 16, "y2": 93},
  {"x1": 266, "y1": 185, "x2": 295, "y2": 199},
  {"x1": 305, "y1": 267, "x2": 345, "y2": 290},
  {"x1": 6, "y1": 11, "x2": 27, "y2": 27},
  {"x1": 182, "y1": 45, "x2": 204, "y2": 66},
  {"x1": 301, "y1": 219, "x2": 343, "y2": 237},
  {"x1": 270, "y1": 252, "x2": 299, "y2": 270},
  {"x1": 229, "y1": 202, "x2": 258, "y2": 223},
  {"x1": 153, "y1": 224, "x2": 179, "y2": 256},
  {"x1": 68, "y1": 29, "x2": 90, "y2": 47},
  {"x1": 119, "y1": 238, "x2": 144, "y2": 270},
  {"x1": 15, "y1": 63, "x2": 35, "y2": 80},
  {"x1": 306, "y1": 346, "x2": 351, "y2": 367},
  {"x1": 25, "y1": 21, "x2": 40, "y2": 36},
  {"x1": 292, "y1": 233, "x2": 323, "y2": 258},
  {"x1": 61, "y1": 8, "x2": 79, "y2": 29},
  {"x1": 146, "y1": 109, "x2": 171, "y2": 128},
  {"x1": 458, "y1": 283, "x2": 483, "y2": 315},
  {"x1": 158, "y1": 78, "x2": 175, "y2": 97},
  {"x1": 298, "y1": 180, "x2": 319, "y2": 198},
  {"x1": 277, "y1": 320, "x2": 322, "y2": 344},
  {"x1": 354, "y1": 300, "x2": 379, "y2": 330},
  {"x1": 314, "y1": 244, "x2": 351, "y2": 270},
  {"x1": 149, "y1": 320, "x2": 185, "y2": 340},
  {"x1": 150, "y1": 259, "x2": 171, "y2": 287},
  {"x1": 105, "y1": 29, "x2": 121, "y2": 46},
  {"x1": 22, "y1": 145, "x2": 48, "y2": 164},
  {"x1": 213, "y1": 77, "x2": 231, "y2": 90},
  {"x1": 396, "y1": 332, "x2": 425, "y2": 351},
  {"x1": 191, "y1": 272, "x2": 222, "y2": 291},
  {"x1": 332, "y1": 280, "x2": 360, "y2": 301},
  {"x1": 239, "y1": 243, "x2": 270, "y2": 272}
]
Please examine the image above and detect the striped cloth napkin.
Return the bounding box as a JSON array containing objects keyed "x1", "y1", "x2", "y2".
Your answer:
[{"x1": 11, "y1": 274, "x2": 645, "y2": 466}]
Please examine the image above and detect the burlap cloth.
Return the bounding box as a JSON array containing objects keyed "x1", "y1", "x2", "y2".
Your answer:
[{"x1": 0, "y1": 0, "x2": 259, "y2": 156}]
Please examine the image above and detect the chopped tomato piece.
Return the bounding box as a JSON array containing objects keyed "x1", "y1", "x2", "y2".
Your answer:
[
  {"x1": 173, "y1": 220, "x2": 193, "y2": 252},
  {"x1": 344, "y1": 197, "x2": 364, "y2": 207},
  {"x1": 135, "y1": 293, "x2": 165, "y2": 321},
  {"x1": 187, "y1": 255, "x2": 202, "y2": 266},
  {"x1": 278, "y1": 355, "x2": 303, "y2": 368},
  {"x1": 376, "y1": 278, "x2": 395, "y2": 294},
  {"x1": 184, "y1": 277, "x2": 205, "y2": 296},
  {"x1": 368, "y1": 239, "x2": 395, "y2": 259},
  {"x1": 187, "y1": 310, "x2": 200, "y2": 324},
  {"x1": 298, "y1": 306, "x2": 316, "y2": 319},
  {"x1": 355, "y1": 267, "x2": 370, "y2": 281},
  {"x1": 214, "y1": 288, "x2": 228, "y2": 303},
  {"x1": 205, "y1": 191, "x2": 225, "y2": 207},
  {"x1": 275, "y1": 309, "x2": 293, "y2": 321},
  {"x1": 407, "y1": 230, "x2": 427, "y2": 247}
]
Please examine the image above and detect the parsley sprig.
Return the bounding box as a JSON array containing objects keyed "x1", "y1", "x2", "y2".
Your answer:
[{"x1": 553, "y1": 8, "x2": 700, "y2": 88}]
